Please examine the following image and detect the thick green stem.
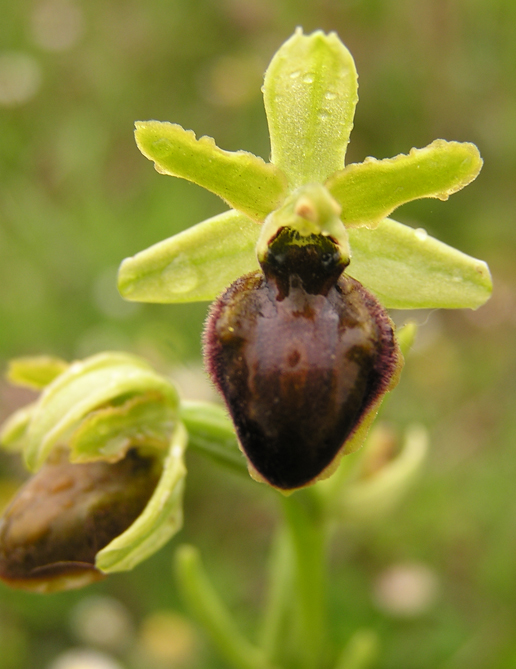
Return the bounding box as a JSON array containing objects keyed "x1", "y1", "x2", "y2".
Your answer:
[{"x1": 280, "y1": 489, "x2": 329, "y2": 669}]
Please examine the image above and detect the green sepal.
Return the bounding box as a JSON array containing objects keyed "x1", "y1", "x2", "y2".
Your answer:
[
  {"x1": 347, "y1": 218, "x2": 492, "y2": 309},
  {"x1": 0, "y1": 402, "x2": 37, "y2": 452},
  {"x1": 263, "y1": 28, "x2": 358, "y2": 187},
  {"x1": 69, "y1": 391, "x2": 176, "y2": 463},
  {"x1": 96, "y1": 422, "x2": 187, "y2": 573},
  {"x1": 118, "y1": 210, "x2": 260, "y2": 304},
  {"x1": 326, "y1": 140, "x2": 483, "y2": 228},
  {"x1": 135, "y1": 121, "x2": 287, "y2": 222},
  {"x1": 6, "y1": 356, "x2": 69, "y2": 390},
  {"x1": 24, "y1": 352, "x2": 179, "y2": 472}
]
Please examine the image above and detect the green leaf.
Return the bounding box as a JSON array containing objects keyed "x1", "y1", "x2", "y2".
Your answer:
[
  {"x1": 24, "y1": 352, "x2": 179, "y2": 471},
  {"x1": 96, "y1": 422, "x2": 187, "y2": 572},
  {"x1": 263, "y1": 28, "x2": 358, "y2": 187},
  {"x1": 135, "y1": 121, "x2": 287, "y2": 222},
  {"x1": 347, "y1": 218, "x2": 492, "y2": 309},
  {"x1": 70, "y1": 391, "x2": 176, "y2": 463},
  {"x1": 326, "y1": 140, "x2": 483, "y2": 227},
  {"x1": 118, "y1": 210, "x2": 260, "y2": 304},
  {"x1": 7, "y1": 356, "x2": 69, "y2": 390}
]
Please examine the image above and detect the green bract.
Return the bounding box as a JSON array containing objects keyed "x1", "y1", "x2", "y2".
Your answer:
[{"x1": 118, "y1": 28, "x2": 491, "y2": 312}]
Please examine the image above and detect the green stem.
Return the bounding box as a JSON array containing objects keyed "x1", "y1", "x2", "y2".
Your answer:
[
  {"x1": 259, "y1": 527, "x2": 295, "y2": 665},
  {"x1": 180, "y1": 400, "x2": 248, "y2": 476},
  {"x1": 280, "y1": 489, "x2": 329, "y2": 669},
  {"x1": 175, "y1": 544, "x2": 280, "y2": 669},
  {"x1": 333, "y1": 629, "x2": 379, "y2": 669}
]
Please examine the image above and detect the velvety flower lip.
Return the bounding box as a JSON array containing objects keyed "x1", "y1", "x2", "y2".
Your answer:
[{"x1": 117, "y1": 28, "x2": 491, "y2": 313}]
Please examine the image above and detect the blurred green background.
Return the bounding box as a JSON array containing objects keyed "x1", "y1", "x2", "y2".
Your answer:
[{"x1": 1, "y1": 1, "x2": 516, "y2": 668}]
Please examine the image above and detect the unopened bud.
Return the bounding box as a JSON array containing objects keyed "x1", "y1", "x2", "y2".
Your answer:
[{"x1": 0, "y1": 447, "x2": 160, "y2": 592}]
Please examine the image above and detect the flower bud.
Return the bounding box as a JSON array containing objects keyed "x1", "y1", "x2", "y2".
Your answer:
[
  {"x1": 0, "y1": 352, "x2": 187, "y2": 592},
  {"x1": 204, "y1": 226, "x2": 401, "y2": 491},
  {"x1": 0, "y1": 447, "x2": 161, "y2": 593}
]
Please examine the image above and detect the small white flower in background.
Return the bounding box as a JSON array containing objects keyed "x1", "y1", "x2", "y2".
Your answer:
[
  {"x1": 372, "y1": 562, "x2": 440, "y2": 617},
  {"x1": 48, "y1": 648, "x2": 124, "y2": 669},
  {"x1": 70, "y1": 596, "x2": 134, "y2": 651}
]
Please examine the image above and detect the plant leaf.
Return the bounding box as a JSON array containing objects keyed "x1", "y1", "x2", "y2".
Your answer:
[
  {"x1": 347, "y1": 218, "x2": 492, "y2": 309},
  {"x1": 96, "y1": 422, "x2": 187, "y2": 572},
  {"x1": 326, "y1": 140, "x2": 483, "y2": 228},
  {"x1": 135, "y1": 121, "x2": 287, "y2": 222},
  {"x1": 263, "y1": 28, "x2": 358, "y2": 188},
  {"x1": 118, "y1": 210, "x2": 260, "y2": 304}
]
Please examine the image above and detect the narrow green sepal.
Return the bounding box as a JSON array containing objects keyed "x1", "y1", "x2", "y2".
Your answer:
[
  {"x1": 95, "y1": 422, "x2": 187, "y2": 573},
  {"x1": 347, "y1": 218, "x2": 492, "y2": 309},
  {"x1": 263, "y1": 28, "x2": 358, "y2": 187},
  {"x1": 24, "y1": 352, "x2": 179, "y2": 471},
  {"x1": 135, "y1": 121, "x2": 287, "y2": 222},
  {"x1": 326, "y1": 140, "x2": 483, "y2": 228},
  {"x1": 118, "y1": 210, "x2": 260, "y2": 304},
  {"x1": 7, "y1": 356, "x2": 69, "y2": 390}
]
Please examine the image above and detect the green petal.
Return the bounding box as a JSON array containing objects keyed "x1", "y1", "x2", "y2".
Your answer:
[
  {"x1": 118, "y1": 210, "x2": 260, "y2": 304},
  {"x1": 347, "y1": 218, "x2": 492, "y2": 309},
  {"x1": 96, "y1": 422, "x2": 187, "y2": 573},
  {"x1": 24, "y1": 352, "x2": 179, "y2": 471},
  {"x1": 263, "y1": 28, "x2": 358, "y2": 187},
  {"x1": 326, "y1": 140, "x2": 483, "y2": 228},
  {"x1": 135, "y1": 121, "x2": 287, "y2": 222},
  {"x1": 69, "y1": 391, "x2": 176, "y2": 463},
  {"x1": 7, "y1": 356, "x2": 69, "y2": 390}
]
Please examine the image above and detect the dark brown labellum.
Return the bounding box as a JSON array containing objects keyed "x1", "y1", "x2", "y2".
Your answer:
[
  {"x1": 0, "y1": 448, "x2": 161, "y2": 592},
  {"x1": 204, "y1": 228, "x2": 400, "y2": 491}
]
